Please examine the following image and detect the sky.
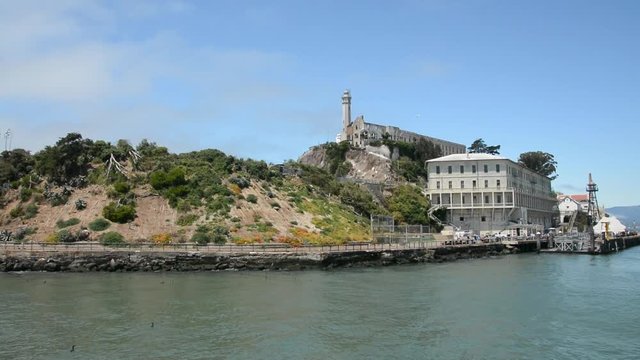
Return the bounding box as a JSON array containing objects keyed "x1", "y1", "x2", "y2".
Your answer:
[{"x1": 0, "y1": 0, "x2": 639, "y2": 206}]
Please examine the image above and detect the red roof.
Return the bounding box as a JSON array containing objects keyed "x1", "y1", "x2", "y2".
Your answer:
[{"x1": 569, "y1": 194, "x2": 588, "y2": 202}]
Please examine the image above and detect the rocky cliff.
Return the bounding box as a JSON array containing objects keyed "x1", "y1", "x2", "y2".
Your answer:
[{"x1": 299, "y1": 145, "x2": 397, "y2": 183}]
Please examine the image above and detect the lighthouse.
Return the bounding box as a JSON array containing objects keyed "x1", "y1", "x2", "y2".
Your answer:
[{"x1": 340, "y1": 89, "x2": 352, "y2": 142}]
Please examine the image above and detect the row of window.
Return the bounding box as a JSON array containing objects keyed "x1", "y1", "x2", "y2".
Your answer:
[
  {"x1": 434, "y1": 194, "x2": 504, "y2": 205},
  {"x1": 435, "y1": 164, "x2": 500, "y2": 175},
  {"x1": 436, "y1": 179, "x2": 501, "y2": 189}
]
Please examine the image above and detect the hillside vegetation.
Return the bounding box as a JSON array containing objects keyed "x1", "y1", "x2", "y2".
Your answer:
[{"x1": 0, "y1": 134, "x2": 438, "y2": 245}]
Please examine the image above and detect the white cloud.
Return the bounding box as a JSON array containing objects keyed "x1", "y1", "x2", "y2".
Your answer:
[
  {"x1": 0, "y1": 1, "x2": 315, "y2": 162},
  {"x1": 0, "y1": 44, "x2": 116, "y2": 101}
]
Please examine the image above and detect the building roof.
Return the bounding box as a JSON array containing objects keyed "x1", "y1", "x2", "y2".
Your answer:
[
  {"x1": 557, "y1": 195, "x2": 580, "y2": 204},
  {"x1": 427, "y1": 153, "x2": 507, "y2": 162},
  {"x1": 569, "y1": 194, "x2": 588, "y2": 202}
]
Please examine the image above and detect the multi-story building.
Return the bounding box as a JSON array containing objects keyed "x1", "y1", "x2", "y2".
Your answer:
[
  {"x1": 425, "y1": 153, "x2": 557, "y2": 236},
  {"x1": 338, "y1": 90, "x2": 466, "y2": 156}
]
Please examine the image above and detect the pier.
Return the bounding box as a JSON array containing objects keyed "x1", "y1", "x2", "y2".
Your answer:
[{"x1": 541, "y1": 234, "x2": 640, "y2": 255}]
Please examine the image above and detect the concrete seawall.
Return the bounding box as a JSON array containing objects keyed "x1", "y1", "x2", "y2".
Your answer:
[{"x1": 0, "y1": 242, "x2": 537, "y2": 272}]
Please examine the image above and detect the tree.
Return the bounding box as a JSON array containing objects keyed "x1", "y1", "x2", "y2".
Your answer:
[
  {"x1": 34, "y1": 133, "x2": 92, "y2": 183},
  {"x1": 468, "y1": 138, "x2": 501, "y2": 155},
  {"x1": 0, "y1": 149, "x2": 34, "y2": 183},
  {"x1": 386, "y1": 185, "x2": 430, "y2": 225},
  {"x1": 518, "y1": 151, "x2": 558, "y2": 180},
  {"x1": 414, "y1": 138, "x2": 443, "y2": 163},
  {"x1": 338, "y1": 182, "x2": 384, "y2": 218}
]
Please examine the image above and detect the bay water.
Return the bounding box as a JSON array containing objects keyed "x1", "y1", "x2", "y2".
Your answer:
[{"x1": 1, "y1": 249, "x2": 639, "y2": 359}]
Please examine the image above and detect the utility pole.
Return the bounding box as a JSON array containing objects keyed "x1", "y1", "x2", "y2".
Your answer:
[{"x1": 4, "y1": 129, "x2": 11, "y2": 151}]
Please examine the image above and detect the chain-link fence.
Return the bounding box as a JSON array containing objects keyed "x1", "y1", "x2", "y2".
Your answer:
[{"x1": 371, "y1": 215, "x2": 436, "y2": 245}]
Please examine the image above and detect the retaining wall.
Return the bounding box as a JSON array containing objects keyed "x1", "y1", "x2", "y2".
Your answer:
[{"x1": 0, "y1": 242, "x2": 536, "y2": 272}]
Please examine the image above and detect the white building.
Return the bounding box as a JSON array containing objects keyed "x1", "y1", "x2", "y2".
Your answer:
[
  {"x1": 557, "y1": 195, "x2": 581, "y2": 222},
  {"x1": 425, "y1": 153, "x2": 557, "y2": 236}
]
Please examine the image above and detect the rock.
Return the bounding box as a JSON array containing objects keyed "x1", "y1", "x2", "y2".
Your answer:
[
  {"x1": 34, "y1": 258, "x2": 47, "y2": 271},
  {"x1": 44, "y1": 261, "x2": 59, "y2": 272}
]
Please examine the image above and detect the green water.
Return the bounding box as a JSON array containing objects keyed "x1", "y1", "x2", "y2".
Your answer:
[{"x1": 1, "y1": 250, "x2": 640, "y2": 360}]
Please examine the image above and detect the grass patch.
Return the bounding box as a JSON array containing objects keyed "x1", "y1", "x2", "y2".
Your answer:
[{"x1": 298, "y1": 198, "x2": 370, "y2": 244}]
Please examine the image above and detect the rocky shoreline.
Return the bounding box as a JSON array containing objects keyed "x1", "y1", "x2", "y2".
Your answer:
[{"x1": 0, "y1": 243, "x2": 533, "y2": 272}]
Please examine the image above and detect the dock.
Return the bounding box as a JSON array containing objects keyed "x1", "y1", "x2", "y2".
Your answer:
[{"x1": 540, "y1": 234, "x2": 640, "y2": 255}]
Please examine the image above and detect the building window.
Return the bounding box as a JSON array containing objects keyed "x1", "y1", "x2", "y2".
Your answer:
[
  {"x1": 460, "y1": 165, "x2": 464, "y2": 173},
  {"x1": 472, "y1": 165, "x2": 476, "y2": 173},
  {"x1": 497, "y1": 180, "x2": 501, "y2": 188},
  {"x1": 484, "y1": 164, "x2": 488, "y2": 173},
  {"x1": 436, "y1": 166, "x2": 440, "y2": 174},
  {"x1": 485, "y1": 195, "x2": 490, "y2": 204},
  {"x1": 497, "y1": 195, "x2": 502, "y2": 203},
  {"x1": 481, "y1": 216, "x2": 486, "y2": 222},
  {"x1": 462, "y1": 196, "x2": 466, "y2": 204},
  {"x1": 448, "y1": 166, "x2": 452, "y2": 174},
  {"x1": 436, "y1": 181, "x2": 440, "y2": 189},
  {"x1": 459, "y1": 217, "x2": 465, "y2": 221},
  {"x1": 484, "y1": 180, "x2": 489, "y2": 188},
  {"x1": 461, "y1": 181, "x2": 464, "y2": 189},
  {"x1": 496, "y1": 164, "x2": 500, "y2": 173}
]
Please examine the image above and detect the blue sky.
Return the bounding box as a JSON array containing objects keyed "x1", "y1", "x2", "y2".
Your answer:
[{"x1": 1, "y1": 0, "x2": 639, "y2": 206}]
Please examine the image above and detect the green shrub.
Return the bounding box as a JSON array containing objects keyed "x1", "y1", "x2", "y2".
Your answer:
[
  {"x1": 57, "y1": 229, "x2": 77, "y2": 243},
  {"x1": 191, "y1": 232, "x2": 211, "y2": 245},
  {"x1": 9, "y1": 205, "x2": 24, "y2": 218},
  {"x1": 149, "y1": 167, "x2": 186, "y2": 190},
  {"x1": 102, "y1": 202, "x2": 136, "y2": 223},
  {"x1": 88, "y1": 218, "x2": 111, "y2": 231},
  {"x1": 211, "y1": 225, "x2": 229, "y2": 244},
  {"x1": 113, "y1": 181, "x2": 130, "y2": 194},
  {"x1": 99, "y1": 231, "x2": 125, "y2": 246},
  {"x1": 206, "y1": 196, "x2": 233, "y2": 215},
  {"x1": 24, "y1": 203, "x2": 38, "y2": 219},
  {"x1": 176, "y1": 213, "x2": 198, "y2": 226},
  {"x1": 229, "y1": 176, "x2": 250, "y2": 189},
  {"x1": 56, "y1": 218, "x2": 81, "y2": 229},
  {"x1": 246, "y1": 194, "x2": 258, "y2": 204},
  {"x1": 191, "y1": 224, "x2": 229, "y2": 245},
  {"x1": 20, "y1": 188, "x2": 32, "y2": 202}
]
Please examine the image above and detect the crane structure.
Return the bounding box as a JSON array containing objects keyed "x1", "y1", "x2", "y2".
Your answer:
[{"x1": 586, "y1": 173, "x2": 600, "y2": 251}]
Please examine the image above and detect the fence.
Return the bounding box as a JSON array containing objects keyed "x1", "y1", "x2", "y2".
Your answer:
[{"x1": 371, "y1": 215, "x2": 435, "y2": 244}]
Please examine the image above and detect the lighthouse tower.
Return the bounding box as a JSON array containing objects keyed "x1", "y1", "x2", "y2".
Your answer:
[{"x1": 340, "y1": 90, "x2": 352, "y2": 142}]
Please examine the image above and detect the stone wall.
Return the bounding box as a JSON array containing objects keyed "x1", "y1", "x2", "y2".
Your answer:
[{"x1": 0, "y1": 242, "x2": 536, "y2": 272}]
